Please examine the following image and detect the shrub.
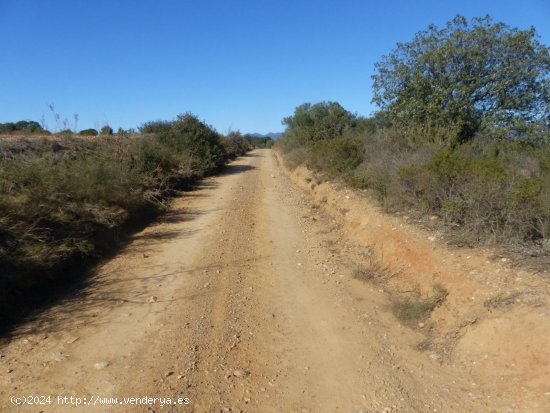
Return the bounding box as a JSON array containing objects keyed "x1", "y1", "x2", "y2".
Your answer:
[
  {"x1": 79, "y1": 128, "x2": 99, "y2": 136},
  {"x1": 223, "y1": 132, "x2": 252, "y2": 160},
  {"x1": 140, "y1": 120, "x2": 172, "y2": 134},
  {"x1": 57, "y1": 129, "x2": 74, "y2": 136},
  {"x1": 307, "y1": 137, "x2": 363, "y2": 180},
  {"x1": 156, "y1": 114, "x2": 225, "y2": 176},
  {"x1": 282, "y1": 101, "x2": 358, "y2": 144},
  {"x1": 391, "y1": 286, "x2": 447, "y2": 325},
  {"x1": 100, "y1": 125, "x2": 113, "y2": 136}
]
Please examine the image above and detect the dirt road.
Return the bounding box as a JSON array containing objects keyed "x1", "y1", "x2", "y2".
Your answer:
[{"x1": 0, "y1": 149, "x2": 540, "y2": 412}]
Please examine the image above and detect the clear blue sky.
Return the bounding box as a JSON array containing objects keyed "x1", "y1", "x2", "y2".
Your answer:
[{"x1": 1, "y1": 0, "x2": 549, "y2": 134}]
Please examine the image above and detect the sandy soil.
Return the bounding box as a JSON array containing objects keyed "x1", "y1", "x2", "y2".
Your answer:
[{"x1": 0, "y1": 149, "x2": 548, "y2": 413}]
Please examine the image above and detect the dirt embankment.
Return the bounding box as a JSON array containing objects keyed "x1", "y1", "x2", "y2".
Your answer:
[{"x1": 275, "y1": 150, "x2": 550, "y2": 411}]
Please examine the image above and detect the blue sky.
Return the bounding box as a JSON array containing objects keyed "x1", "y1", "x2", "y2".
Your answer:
[{"x1": 1, "y1": 0, "x2": 549, "y2": 134}]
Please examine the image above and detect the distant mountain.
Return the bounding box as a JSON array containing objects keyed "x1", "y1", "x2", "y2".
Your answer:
[{"x1": 247, "y1": 132, "x2": 283, "y2": 140}]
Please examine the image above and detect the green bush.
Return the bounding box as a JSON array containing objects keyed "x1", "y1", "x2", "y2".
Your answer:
[
  {"x1": 282, "y1": 101, "x2": 358, "y2": 144},
  {"x1": 57, "y1": 129, "x2": 74, "y2": 136},
  {"x1": 79, "y1": 128, "x2": 99, "y2": 136},
  {"x1": 307, "y1": 137, "x2": 364, "y2": 180},
  {"x1": 223, "y1": 132, "x2": 252, "y2": 160},
  {"x1": 157, "y1": 114, "x2": 225, "y2": 176},
  {"x1": 140, "y1": 120, "x2": 172, "y2": 134}
]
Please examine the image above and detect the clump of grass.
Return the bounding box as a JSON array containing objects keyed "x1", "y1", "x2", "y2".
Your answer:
[
  {"x1": 416, "y1": 337, "x2": 433, "y2": 352},
  {"x1": 352, "y1": 258, "x2": 400, "y2": 283},
  {"x1": 353, "y1": 265, "x2": 377, "y2": 282},
  {"x1": 391, "y1": 285, "x2": 447, "y2": 325},
  {"x1": 484, "y1": 292, "x2": 521, "y2": 309}
]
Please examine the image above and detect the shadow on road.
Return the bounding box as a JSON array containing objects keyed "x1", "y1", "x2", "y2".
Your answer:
[
  {"x1": 0, "y1": 162, "x2": 252, "y2": 340},
  {"x1": 218, "y1": 163, "x2": 256, "y2": 176}
]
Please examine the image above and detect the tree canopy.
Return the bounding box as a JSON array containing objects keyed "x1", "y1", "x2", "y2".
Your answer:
[
  {"x1": 282, "y1": 101, "x2": 358, "y2": 143},
  {"x1": 0, "y1": 120, "x2": 44, "y2": 133},
  {"x1": 372, "y1": 15, "x2": 550, "y2": 141}
]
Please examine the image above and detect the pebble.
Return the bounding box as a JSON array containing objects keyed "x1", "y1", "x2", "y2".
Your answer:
[
  {"x1": 149, "y1": 296, "x2": 158, "y2": 303},
  {"x1": 66, "y1": 336, "x2": 79, "y2": 344},
  {"x1": 428, "y1": 353, "x2": 441, "y2": 361},
  {"x1": 233, "y1": 369, "x2": 249, "y2": 378},
  {"x1": 94, "y1": 361, "x2": 111, "y2": 370}
]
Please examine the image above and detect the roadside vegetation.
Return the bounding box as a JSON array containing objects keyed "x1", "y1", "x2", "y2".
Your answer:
[
  {"x1": 277, "y1": 15, "x2": 550, "y2": 250},
  {"x1": 0, "y1": 113, "x2": 255, "y2": 327}
]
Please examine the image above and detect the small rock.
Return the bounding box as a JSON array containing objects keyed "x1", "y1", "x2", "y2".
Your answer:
[
  {"x1": 149, "y1": 296, "x2": 158, "y2": 303},
  {"x1": 94, "y1": 361, "x2": 111, "y2": 370},
  {"x1": 164, "y1": 371, "x2": 174, "y2": 378},
  {"x1": 232, "y1": 369, "x2": 249, "y2": 378},
  {"x1": 66, "y1": 336, "x2": 79, "y2": 344},
  {"x1": 418, "y1": 322, "x2": 425, "y2": 328},
  {"x1": 54, "y1": 354, "x2": 68, "y2": 362},
  {"x1": 203, "y1": 282, "x2": 210, "y2": 288},
  {"x1": 427, "y1": 236, "x2": 436, "y2": 242},
  {"x1": 6, "y1": 368, "x2": 13, "y2": 374},
  {"x1": 428, "y1": 352, "x2": 441, "y2": 361}
]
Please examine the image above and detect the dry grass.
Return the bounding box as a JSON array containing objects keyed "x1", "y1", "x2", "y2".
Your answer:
[
  {"x1": 484, "y1": 292, "x2": 521, "y2": 309},
  {"x1": 391, "y1": 285, "x2": 448, "y2": 325},
  {"x1": 352, "y1": 258, "x2": 400, "y2": 284}
]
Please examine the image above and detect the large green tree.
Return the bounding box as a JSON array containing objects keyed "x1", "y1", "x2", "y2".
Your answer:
[{"x1": 372, "y1": 15, "x2": 550, "y2": 141}]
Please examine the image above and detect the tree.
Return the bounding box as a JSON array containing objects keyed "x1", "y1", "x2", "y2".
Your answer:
[
  {"x1": 282, "y1": 101, "x2": 358, "y2": 143},
  {"x1": 372, "y1": 15, "x2": 550, "y2": 142}
]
